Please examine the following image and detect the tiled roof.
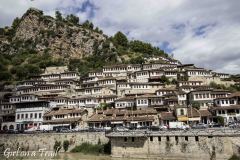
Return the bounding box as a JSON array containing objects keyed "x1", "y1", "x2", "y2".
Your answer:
[
  {"x1": 211, "y1": 105, "x2": 240, "y2": 110},
  {"x1": 187, "y1": 108, "x2": 200, "y2": 118},
  {"x1": 228, "y1": 92, "x2": 240, "y2": 98},
  {"x1": 44, "y1": 108, "x2": 86, "y2": 116},
  {"x1": 160, "y1": 112, "x2": 176, "y2": 120},
  {"x1": 199, "y1": 110, "x2": 212, "y2": 117},
  {"x1": 43, "y1": 117, "x2": 81, "y2": 124}
]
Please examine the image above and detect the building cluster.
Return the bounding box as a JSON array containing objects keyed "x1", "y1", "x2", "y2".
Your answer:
[{"x1": 0, "y1": 61, "x2": 239, "y2": 131}]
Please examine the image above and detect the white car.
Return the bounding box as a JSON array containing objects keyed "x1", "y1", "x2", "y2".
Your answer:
[
  {"x1": 114, "y1": 126, "x2": 129, "y2": 132},
  {"x1": 159, "y1": 125, "x2": 168, "y2": 130},
  {"x1": 104, "y1": 127, "x2": 112, "y2": 131}
]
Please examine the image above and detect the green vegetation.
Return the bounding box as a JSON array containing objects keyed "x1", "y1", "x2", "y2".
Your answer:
[
  {"x1": 66, "y1": 14, "x2": 79, "y2": 25},
  {"x1": 192, "y1": 102, "x2": 200, "y2": 110},
  {"x1": 216, "y1": 116, "x2": 225, "y2": 126},
  {"x1": 63, "y1": 140, "x2": 70, "y2": 152},
  {"x1": 0, "y1": 51, "x2": 64, "y2": 83},
  {"x1": 229, "y1": 154, "x2": 240, "y2": 160},
  {"x1": 112, "y1": 31, "x2": 128, "y2": 48},
  {"x1": 0, "y1": 9, "x2": 170, "y2": 83},
  {"x1": 210, "y1": 82, "x2": 240, "y2": 92},
  {"x1": 53, "y1": 140, "x2": 62, "y2": 153},
  {"x1": 71, "y1": 142, "x2": 111, "y2": 155}
]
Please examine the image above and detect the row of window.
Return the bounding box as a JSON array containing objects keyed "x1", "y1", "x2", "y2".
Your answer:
[
  {"x1": 17, "y1": 113, "x2": 42, "y2": 120},
  {"x1": 216, "y1": 100, "x2": 235, "y2": 105},
  {"x1": 137, "y1": 99, "x2": 148, "y2": 105},
  {"x1": 188, "y1": 71, "x2": 209, "y2": 75},
  {"x1": 195, "y1": 94, "x2": 229, "y2": 100},
  {"x1": 116, "y1": 102, "x2": 134, "y2": 107},
  {"x1": 217, "y1": 110, "x2": 240, "y2": 114},
  {"x1": 124, "y1": 136, "x2": 195, "y2": 142}
]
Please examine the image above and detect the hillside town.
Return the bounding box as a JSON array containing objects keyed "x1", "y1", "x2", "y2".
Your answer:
[{"x1": 0, "y1": 58, "x2": 239, "y2": 132}]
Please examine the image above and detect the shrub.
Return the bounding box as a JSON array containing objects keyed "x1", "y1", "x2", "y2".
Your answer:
[
  {"x1": 71, "y1": 142, "x2": 111, "y2": 155},
  {"x1": 217, "y1": 116, "x2": 225, "y2": 126},
  {"x1": 229, "y1": 154, "x2": 240, "y2": 160},
  {"x1": 63, "y1": 140, "x2": 70, "y2": 152},
  {"x1": 53, "y1": 141, "x2": 62, "y2": 153}
]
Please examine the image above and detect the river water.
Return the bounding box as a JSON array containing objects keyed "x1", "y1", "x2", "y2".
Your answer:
[
  {"x1": 55, "y1": 153, "x2": 148, "y2": 160},
  {"x1": 1, "y1": 153, "x2": 147, "y2": 160}
]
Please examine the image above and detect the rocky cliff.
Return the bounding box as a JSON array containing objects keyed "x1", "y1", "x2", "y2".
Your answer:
[{"x1": 0, "y1": 8, "x2": 109, "y2": 59}]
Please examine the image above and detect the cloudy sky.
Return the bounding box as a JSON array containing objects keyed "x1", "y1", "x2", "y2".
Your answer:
[{"x1": 0, "y1": 0, "x2": 240, "y2": 74}]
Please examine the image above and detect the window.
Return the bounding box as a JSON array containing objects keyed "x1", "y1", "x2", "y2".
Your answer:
[
  {"x1": 195, "y1": 94, "x2": 198, "y2": 99},
  {"x1": 39, "y1": 113, "x2": 42, "y2": 119},
  {"x1": 132, "y1": 137, "x2": 135, "y2": 142},
  {"x1": 195, "y1": 136, "x2": 199, "y2": 141},
  {"x1": 175, "y1": 136, "x2": 178, "y2": 142},
  {"x1": 124, "y1": 137, "x2": 127, "y2": 142},
  {"x1": 144, "y1": 100, "x2": 147, "y2": 104},
  {"x1": 35, "y1": 113, "x2": 37, "y2": 118},
  {"x1": 17, "y1": 114, "x2": 20, "y2": 119},
  {"x1": 166, "y1": 136, "x2": 170, "y2": 141},
  {"x1": 21, "y1": 114, "x2": 24, "y2": 119},
  {"x1": 30, "y1": 113, "x2": 33, "y2": 119},
  {"x1": 158, "y1": 137, "x2": 161, "y2": 141},
  {"x1": 185, "y1": 136, "x2": 188, "y2": 141},
  {"x1": 150, "y1": 136, "x2": 153, "y2": 141},
  {"x1": 180, "y1": 109, "x2": 184, "y2": 116}
]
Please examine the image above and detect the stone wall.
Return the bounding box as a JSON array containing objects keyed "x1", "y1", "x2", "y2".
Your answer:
[
  {"x1": 0, "y1": 132, "x2": 108, "y2": 152},
  {"x1": 111, "y1": 136, "x2": 240, "y2": 160}
]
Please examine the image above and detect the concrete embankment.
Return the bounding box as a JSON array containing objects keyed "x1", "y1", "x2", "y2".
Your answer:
[
  {"x1": 0, "y1": 132, "x2": 108, "y2": 153},
  {"x1": 107, "y1": 129, "x2": 240, "y2": 160}
]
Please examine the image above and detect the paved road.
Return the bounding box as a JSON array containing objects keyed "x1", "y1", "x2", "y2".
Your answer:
[{"x1": 106, "y1": 128, "x2": 240, "y2": 137}]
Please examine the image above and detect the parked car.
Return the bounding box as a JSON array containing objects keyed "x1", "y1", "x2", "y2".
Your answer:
[
  {"x1": 104, "y1": 127, "x2": 112, "y2": 131},
  {"x1": 59, "y1": 128, "x2": 71, "y2": 133},
  {"x1": 192, "y1": 123, "x2": 208, "y2": 129},
  {"x1": 6, "y1": 129, "x2": 19, "y2": 134},
  {"x1": 169, "y1": 122, "x2": 187, "y2": 130},
  {"x1": 137, "y1": 126, "x2": 149, "y2": 130},
  {"x1": 149, "y1": 126, "x2": 160, "y2": 131},
  {"x1": 228, "y1": 122, "x2": 239, "y2": 128},
  {"x1": 94, "y1": 128, "x2": 105, "y2": 132},
  {"x1": 114, "y1": 126, "x2": 129, "y2": 132},
  {"x1": 180, "y1": 124, "x2": 190, "y2": 130},
  {"x1": 159, "y1": 125, "x2": 168, "y2": 130},
  {"x1": 209, "y1": 122, "x2": 222, "y2": 128}
]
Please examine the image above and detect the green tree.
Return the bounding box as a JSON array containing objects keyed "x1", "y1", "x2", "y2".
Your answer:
[
  {"x1": 113, "y1": 31, "x2": 128, "y2": 48},
  {"x1": 15, "y1": 66, "x2": 28, "y2": 80},
  {"x1": 53, "y1": 141, "x2": 62, "y2": 153},
  {"x1": 217, "y1": 116, "x2": 225, "y2": 126},
  {"x1": 55, "y1": 11, "x2": 63, "y2": 21},
  {"x1": 12, "y1": 17, "x2": 20, "y2": 30},
  {"x1": 63, "y1": 140, "x2": 70, "y2": 152},
  {"x1": 0, "y1": 71, "x2": 12, "y2": 81},
  {"x1": 129, "y1": 40, "x2": 153, "y2": 55},
  {"x1": 192, "y1": 101, "x2": 200, "y2": 110},
  {"x1": 159, "y1": 75, "x2": 170, "y2": 85},
  {"x1": 129, "y1": 56, "x2": 145, "y2": 64},
  {"x1": 66, "y1": 14, "x2": 79, "y2": 25},
  {"x1": 24, "y1": 64, "x2": 41, "y2": 77},
  {"x1": 82, "y1": 20, "x2": 94, "y2": 30}
]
